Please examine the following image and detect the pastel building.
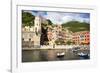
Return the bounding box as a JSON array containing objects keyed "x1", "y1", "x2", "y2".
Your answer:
[
  {"x1": 47, "y1": 24, "x2": 73, "y2": 45},
  {"x1": 72, "y1": 31, "x2": 90, "y2": 45},
  {"x1": 22, "y1": 27, "x2": 35, "y2": 48}
]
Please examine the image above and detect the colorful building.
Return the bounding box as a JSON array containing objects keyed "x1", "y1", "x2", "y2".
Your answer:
[{"x1": 72, "y1": 31, "x2": 90, "y2": 45}]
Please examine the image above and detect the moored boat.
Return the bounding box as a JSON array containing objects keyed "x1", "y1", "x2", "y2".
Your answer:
[{"x1": 57, "y1": 52, "x2": 65, "y2": 58}]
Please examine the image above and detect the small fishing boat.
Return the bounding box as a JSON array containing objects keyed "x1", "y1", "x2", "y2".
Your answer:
[
  {"x1": 77, "y1": 52, "x2": 89, "y2": 59},
  {"x1": 57, "y1": 52, "x2": 65, "y2": 58}
]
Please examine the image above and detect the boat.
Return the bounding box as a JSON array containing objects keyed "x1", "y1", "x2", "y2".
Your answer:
[
  {"x1": 57, "y1": 52, "x2": 65, "y2": 58},
  {"x1": 72, "y1": 49, "x2": 78, "y2": 52},
  {"x1": 72, "y1": 47, "x2": 80, "y2": 52},
  {"x1": 77, "y1": 52, "x2": 89, "y2": 59}
]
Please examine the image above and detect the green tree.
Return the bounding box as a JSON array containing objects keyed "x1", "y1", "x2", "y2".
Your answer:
[
  {"x1": 47, "y1": 19, "x2": 53, "y2": 25},
  {"x1": 55, "y1": 39, "x2": 65, "y2": 45},
  {"x1": 66, "y1": 41, "x2": 72, "y2": 45},
  {"x1": 22, "y1": 11, "x2": 35, "y2": 26}
]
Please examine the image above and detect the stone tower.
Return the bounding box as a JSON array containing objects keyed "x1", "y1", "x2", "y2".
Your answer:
[
  {"x1": 34, "y1": 16, "x2": 41, "y2": 34},
  {"x1": 34, "y1": 16, "x2": 41, "y2": 47}
]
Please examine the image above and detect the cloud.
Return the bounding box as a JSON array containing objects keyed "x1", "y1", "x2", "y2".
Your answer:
[
  {"x1": 43, "y1": 12, "x2": 63, "y2": 24},
  {"x1": 61, "y1": 13, "x2": 90, "y2": 23},
  {"x1": 43, "y1": 12, "x2": 90, "y2": 24},
  {"x1": 23, "y1": 10, "x2": 33, "y2": 14},
  {"x1": 24, "y1": 10, "x2": 90, "y2": 24},
  {"x1": 62, "y1": 15, "x2": 73, "y2": 23}
]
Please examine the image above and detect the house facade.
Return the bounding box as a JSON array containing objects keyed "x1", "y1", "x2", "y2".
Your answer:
[{"x1": 72, "y1": 31, "x2": 90, "y2": 45}]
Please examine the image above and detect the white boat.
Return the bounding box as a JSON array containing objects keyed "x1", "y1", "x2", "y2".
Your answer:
[
  {"x1": 77, "y1": 52, "x2": 88, "y2": 57},
  {"x1": 57, "y1": 52, "x2": 65, "y2": 58}
]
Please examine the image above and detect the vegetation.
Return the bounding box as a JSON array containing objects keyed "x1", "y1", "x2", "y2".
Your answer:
[
  {"x1": 66, "y1": 41, "x2": 75, "y2": 45},
  {"x1": 55, "y1": 39, "x2": 66, "y2": 45},
  {"x1": 47, "y1": 19, "x2": 53, "y2": 25},
  {"x1": 22, "y1": 11, "x2": 35, "y2": 27},
  {"x1": 66, "y1": 41, "x2": 72, "y2": 45},
  {"x1": 62, "y1": 21, "x2": 90, "y2": 32}
]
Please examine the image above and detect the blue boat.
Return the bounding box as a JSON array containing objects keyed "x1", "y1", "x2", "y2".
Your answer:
[{"x1": 77, "y1": 52, "x2": 89, "y2": 59}]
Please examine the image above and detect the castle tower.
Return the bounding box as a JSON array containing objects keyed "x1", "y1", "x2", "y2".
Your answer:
[
  {"x1": 33, "y1": 16, "x2": 41, "y2": 47},
  {"x1": 34, "y1": 16, "x2": 41, "y2": 34}
]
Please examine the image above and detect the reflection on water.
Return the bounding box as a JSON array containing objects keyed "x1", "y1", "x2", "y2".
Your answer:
[{"x1": 22, "y1": 49, "x2": 90, "y2": 62}]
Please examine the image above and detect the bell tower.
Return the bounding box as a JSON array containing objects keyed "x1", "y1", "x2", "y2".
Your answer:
[
  {"x1": 34, "y1": 16, "x2": 41, "y2": 34},
  {"x1": 33, "y1": 16, "x2": 41, "y2": 47}
]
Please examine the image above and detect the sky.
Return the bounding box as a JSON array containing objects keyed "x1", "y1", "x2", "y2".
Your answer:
[{"x1": 24, "y1": 10, "x2": 90, "y2": 24}]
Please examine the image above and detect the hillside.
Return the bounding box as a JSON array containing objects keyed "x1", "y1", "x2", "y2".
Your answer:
[
  {"x1": 62, "y1": 21, "x2": 90, "y2": 32},
  {"x1": 22, "y1": 11, "x2": 35, "y2": 26}
]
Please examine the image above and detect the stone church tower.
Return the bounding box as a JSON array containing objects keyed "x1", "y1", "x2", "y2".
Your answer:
[
  {"x1": 34, "y1": 16, "x2": 41, "y2": 34},
  {"x1": 33, "y1": 16, "x2": 41, "y2": 47}
]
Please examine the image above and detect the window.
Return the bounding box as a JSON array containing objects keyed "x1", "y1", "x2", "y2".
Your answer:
[
  {"x1": 29, "y1": 33, "x2": 33, "y2": 38},
  {"x1": 35, "y1": 27, "x2": 37, "y2": 32},
  {"x1": 29, "y1": 38, "x2": 31, "y2": 41},
  {"x1": 22, "y1": 38, "x2": 24, "y2": 41}
]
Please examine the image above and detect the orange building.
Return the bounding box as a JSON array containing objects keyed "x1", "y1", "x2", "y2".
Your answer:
[{"x1": 72, "y1": 31, "x2": 90, "y2": 45}]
